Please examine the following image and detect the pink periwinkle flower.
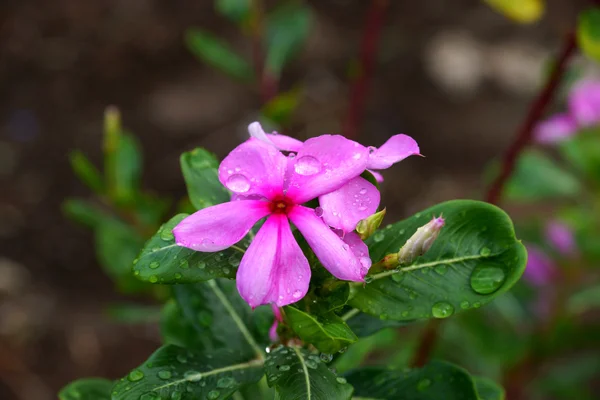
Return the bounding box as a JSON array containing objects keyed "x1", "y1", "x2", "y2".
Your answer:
[
  {"x1": 533, "y1": 113, "x2": 578, "y2": 144},
  {"x1": 174, "y1": 123, "x2": 420, "y2": 308},
  {"x1": 523, "y1": 245, "x2": 557, "y2": 287},
  {"x1": 545, "y1": 220, "x2": 577, "y2": 257}
]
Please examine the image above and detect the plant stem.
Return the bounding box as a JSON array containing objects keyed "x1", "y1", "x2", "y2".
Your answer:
[
  {"x1": 485, "y1": 31, "x2": 577, "y2": 204},
  {"x1": 250, "y1": 0, "x2": 277, "y2": 103},
  {"x1": 343, "y1": 0, "x2": 389, "y2": 139}
]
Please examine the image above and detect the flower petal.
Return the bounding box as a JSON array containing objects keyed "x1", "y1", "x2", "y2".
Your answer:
[
  {"x1": 545, "y1": 220, "x2": 577, "y2": 256},
  {"x1": 173, "y1": 200, "x2": 271, "y2": 252},
  {"x1": 219, "y1": 138, "x2": 287, "y2": 199},
  {"x1": 367, "y1": 134, "x2": 420, "y2": 170},
  {"x1": 533, "y1": 113, "x2": 577, "y2": 144},
  {"x1": 343, "y1": 232, "x2": 372, "y2": 271},
  {"x1": 568, "y1": 79, "x2": 600, "y2": 127},
  {"x1": 247, "y1": 121, "x2": 304, "y2": 152},
  {"x1": 285, "y1": 135, "x2": 369, "y2": 203},
  {"x1": 319, "y1": 176, "x2": 380, "y2": 233},
  {"x1": 236, "y1": 214, "x2": 310, "y2": 308},
  {"x1": 368, "y1": 169, "x2": 384, "y2": 183},
  {"x1": 289, "y1": 205, "x2": 367, "y2": 281},
  {"x1": 523, "y1": 245, "x2": 557, "y2": 287}
]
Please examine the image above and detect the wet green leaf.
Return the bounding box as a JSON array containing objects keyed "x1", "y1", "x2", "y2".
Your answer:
[
  {"x1": 349, "y1": 200, "x2": 527, "y2": 321},
  {"x1": 58, "y1": 378, "x2": 112, "y2": 400},
  {"x1": 474, "y1": 376, "x2": 505, "y2": 400},
  {"x1": 180, "y1": 148, "x2": 230, "y2": 210}
]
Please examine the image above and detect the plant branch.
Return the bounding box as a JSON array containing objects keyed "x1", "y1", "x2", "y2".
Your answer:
[
  {"x1": 485, "y1": 31, "x2": 577, "y2": 204},
  {"x1": 342, "y1": 0, "x2": 389, "y2": 139},
  {"x1": 250, "y1": 0, "x2": 277, "y2": 103}
]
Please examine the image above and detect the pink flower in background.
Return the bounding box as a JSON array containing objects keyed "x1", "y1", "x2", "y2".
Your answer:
[
  {"x1": 174, "y1": 128, "x2": 387, "y2": 308},
  {"x1": 545, "y1": 220, "x2": 577, "y2": 256},
  {"x1": 523, "y1": 245, "x2": 557, "y2": 286},
  {"x1": 534, "y1": 79, "x2": 600, "y2": 144}
]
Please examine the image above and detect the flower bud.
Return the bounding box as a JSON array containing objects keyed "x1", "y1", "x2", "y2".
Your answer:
[
  {"x1": 397, "y1": 215, "x2": 445, "y2": 264},
  {"x1": 356, "y1": 208, "x2": 386, "y2": 240}
]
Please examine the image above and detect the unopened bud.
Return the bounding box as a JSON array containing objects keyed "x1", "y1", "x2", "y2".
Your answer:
[
  {"x1": 397, "y1": 215, "x2": 445, "y2": 264},
  {"x1": 356, "y1": 208, "x2": 386, "y2": 240},
  {"x1": 103, "y1": 105, "x2": 121, "y2": 152}
]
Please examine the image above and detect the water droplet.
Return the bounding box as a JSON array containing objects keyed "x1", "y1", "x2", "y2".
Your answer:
[
  {"x1": 207, "y1": 390, "x2": 220, "y2": 400},
  {"x1": 401, "y1": 311, "x2": 409, "y2": 317},
  {"x1": 279, "y1": 365, "x2": 291, "y2": 371},
  {"x1": 292, "y1": 290, "x2": 303, "y2": 299},
  {"x1": 174, "y1": 272, "x2": 182, "y2": 280},
  {"x1": 149, "y1": 261, "x2": 160, "y2": 269},
  {"x1": 157, "y1": 370, "x2": 172, "y2": 380},
  {"x1": 198, "y1": 261, "x2": 206, "y2": 269},
  {"x1": 314, "y1": 207, "x2": 324, "y2": 217},
  {"x1": 434, "y1": 265, "x2": 447, "y2": 275},
  {"x1": 373, "y1": 232, "x2": 385, "y2": 242},
  {"x1": 184, "y1": 370, "x2": 201, "y2": 381},
  {"x1": 128, "y1": 369, "x2": 144, "y2": 382},
  {"x1": 473, "y1": 302, "x2": 481, "y2": 308},
  {"x1": 305, "y1": 359, "x2": 318, "y2": 369},
  {"x1": 417, "y1": 378, "x2": 431, "y2": 391},
  {"x1": 320, "y1": 353, "x2": 333, "y2": 363},
  {"x1": 228, "y1": 255, "x2": 240, "y2": 267},
  {"x1": 336, "y1": 377, "x2": 347, "y2": 384},
  {"x1": 391, "y1": 272, "x2": 404, "y2": 283},
  {"x1": 294, "y1": 156, "x2": 321, "y2": 176},
  {"x1": 222, "y1": 267, "x2": 231, "y2": 275},
  {"x1": 431, "y1": 302, "x2": 454, "y2": 318},
  {"x1": 364, "y1": 275, "x2": 373, "y2": 284},
  {"x1": 338, "y1": 347, "x2": 348, "y2": 354},
  {"x1": 226, "y1": 174, "x2": 251, "y2": 193},
  {"x1": 480, "y1": 247, "x2": 491, "y2": 256},
  {"x1": 359, "y1": 188, "x2": 368, "y2": 195},
  {"x1": 460, "y1": 300, "x2": 470, "y2": 309},
  {"x1": 170, "y1": 391, "x2": 182, "y2": 400},
  {"x1": 160, "y1": 228, "x2": 174, "y2": 241},
  {"x1": 470, "y1": 265, "x2": 506, "y2": 294},
  {"x1": 176, "y1": 354, "x2": 187, "y2": 364},
  {"x1": 217, "y1": 377, "x2": 236, "y2": 388},
  {"x1": 149, "y1": 275, "x2": 158, "y2": 283}
]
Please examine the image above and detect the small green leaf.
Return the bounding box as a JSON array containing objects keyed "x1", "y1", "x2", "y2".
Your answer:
[
  {"x1": 349, "y1": 200, "x2": 527, "y2": 321},
  {"x1": 133, "y1": 214, "x2": 245, "y2": 283},
  {"x1": 174, "y1": 279, "x2": 270, "y2": 358},
  {"x1": 59, "y1": 378, "x2": 113, "y2": 400},
  {"x1": 265, "y1": 346, "x2": 353, "y2": 400},
  {"x1": 345, "y1": 361, "x2": 480, "y2": 399},
  {"x1": 62, "y1": 199, "x2": 110, "y2": 229},
  {"x1": 180, "y1": 148, "x2": 230, "y2": 210},
  {"x1": 186, "y1": 28, "x2": 254, "y2": 81},
  {"x1": 215, "y1": 0, "x2": 251, "y2": 23},
  {"x1": 265, "y1": 3, "x2": 312, "y2": 76},
  {"x1": 284, "y1": 307, "x2": 357, "y2": 353},
  {"x1": 559, "y1": 128, "x2": 600, "y2": 181},
  {"x1": 504, "y1": 150, "x2": 581, "y2": 201},
  {"x1": 567, "y1": 285, "x2": 600, "y2": 314},
  {"x1": 474, "y1": 376, "x2": 506, "y2": 400},
  {"x1": 69, "y1": 150, "x2": 104, "y2": 194},
  {"x1": 577, "y1": 7, "x2": 600, "y2": 63},
  {"x1": 111, "y1": 345, "x2": 264, "y2": 400},
  {"x1": 161, "y1": 300, "x2": 207, "y2": 350}
]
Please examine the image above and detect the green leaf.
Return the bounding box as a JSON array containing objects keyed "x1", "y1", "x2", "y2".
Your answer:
[
  {"x1": 133, "y1": 214, "x2": 243, "y2": 284},
  {"x1": 342, "y1": 309, "x2": 407, "y2": 338},
  {"x1": 105, "y1": 303, "x2": 161, "y2": 324},
  {"x1": 111, "y1": 345, "x2": 264, "y2": 400},
  {"x1": 504, "y1": 150, "x2": 581, "y2": 201},
  {"x1": 474, "y1": 376, "x2": 505, "y2": 400},
  {"x1": 95, "y1": 218, "x2": 147, "y2": 293},
  {"x1": 261, "y1": 88, "x2": 301, "y2": 125},
  {"x1": 69, "y1": 150, "x2": 104, "y2": 194},
  {"x1": 284, "y1": 306, "x2": 357, "y2": 353},
  {"x1": 161, "y1": 300, "x2": 207, "y2": 350},
  {"x1": 349, "y1": 200, "x2": 527, "y2": 321},
  {"x1": 180, "y1": 148, "x2": 230, "y2": 210},
  {"x1": 344, "y1": 361, "x2": 480, "y2": 400},
  {"x1": 484, "y1": 0, "x2": 544, "y2": 24},
  {"x1": 577, "y1": 7, "x2": 600, "y2": 63},
  {"x1": 265, "y1": 346, "x2": 353, "y2": 400},
  {"x1": 559, "y1": 128, "x2": 600, "y2": 181},
  {"x1": 265, "y1": 3, "x2": 312, "y2": 76},
  {"x1": 215, "y1": 0, "x2": 251, "y2": 23},
  {"x1": 62, "y1": 199, "x2": 110, "y2": 229},
  {"x1": 173, "y1": 279, "x2": 270, "y2": 358},
  {"x1": 59, "y1": 378, "x2": 113, "y2": 400},
  {"x1": 106, "y1": 133, "x2": 143, "y2": 205},
  {"x1": 186, "y1": 28, "x2": 254, "y2": 81},
  {"x1": 567, "y1": 285, "x2": 600, "y2": 314}
]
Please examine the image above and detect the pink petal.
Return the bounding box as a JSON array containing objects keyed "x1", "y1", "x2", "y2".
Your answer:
[
  {"x1": 533, "y1": 113, "x2": 577, "y2": 144},
  {"x1": 367, "y1": 134, "x2": 420, "y2": 170},
  {"x1": 289, "y1": 205, "x2": 367, "y2": 282},
  {"x1": 173, "y1": 200, "x2": 271, "y2": 252},
  {"x1": 247, "y1": 121, "x2": 304, "y2": 152},
  {"x1": 236, "y1": 214, "x2": 310, "y2": 308},
  {"x1": 318, "y1": 176, "x2": 380, "y2": 233},
  {"x1": 368, "y1": 169, "x2": 384, "y2": 183},
  {"x1": 285, "y1": 135, "x2": 369, "y2": 204},
  {"x1": 218, "y1": 138, "x2": 287, "y2": 199},
  {"x1": 545, "y1": 220, "x2": 577, "y2": 256},
  {"x1": 568, "y1": 79, "x2": 600, "y2": 127},
  {"x1": 342, "y1": 232, "x2": 372, "y2": 271},
  {"x1": 523, "y1": 245, "x2": 557, "y2": 287}
]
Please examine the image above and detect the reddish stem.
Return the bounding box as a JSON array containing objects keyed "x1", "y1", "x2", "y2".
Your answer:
[
  {"x1": 343, "y1": 0, "x2": 389, "y2": 139},
  {"x1": 485, "y1": 31, "x2": 577, "y2": 205},
  {"x1": 250, "y1": 0, "x2": 278, "y2": 103}
]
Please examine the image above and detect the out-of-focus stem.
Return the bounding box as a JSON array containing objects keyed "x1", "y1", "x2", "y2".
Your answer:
[
  {"x1": 342, "y1": 0, "x2": 389, "y2": 139},
  {"x1": 250, "y1": 0, "x2": 277, "y2": 102}
]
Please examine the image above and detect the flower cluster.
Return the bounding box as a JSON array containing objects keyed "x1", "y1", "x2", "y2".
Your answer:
[
  {"x1": 173, "y1": 122, "x2": 419, "y2": 308},
  {"x1": 534, "y1": 79, "x2": 600, "y2": 144}
]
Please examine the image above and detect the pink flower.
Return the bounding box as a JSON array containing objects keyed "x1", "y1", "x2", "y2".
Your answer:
[
  {"x1": 545, "y1": 220, "x2": 577, "y2": 257},
  {"x1": 249, "y1": 122, "x2": 420, "y2": 232},
  {"x1": 568, "y1": 79, "x2": 600, "y2": 128},
  {"x1": 523, "y1": 245, "x2": 557, "y2": 286},
  {"x1": 533, "y1": 113, "x2": 577, "y2": 144},
  {"x1": 173, "y1": 130, "x2": 376, "y2": 308}
]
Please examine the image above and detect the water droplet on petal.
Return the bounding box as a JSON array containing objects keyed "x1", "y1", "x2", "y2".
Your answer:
[
  {"x1": 292, "y1": 290, "x2": 303, "y2": 299},
  {"x1": 431, "y1": 302, "x2": 454, "y2": 318},
  {"x1": 294, "y1": 156, "x2": 321, "y2": 176},
  {"x1": 359, "y1": 188, "x2": 368, "y2": 195},
  {"x1": 314, "y1": 207, "x2": 324, "y2": 217},
  {"x1": 470, "y1": 265, "x2": 506, "y2": 294},
  {"x1": 226, "y1": 174, "x2": 251, "y2": 193}
]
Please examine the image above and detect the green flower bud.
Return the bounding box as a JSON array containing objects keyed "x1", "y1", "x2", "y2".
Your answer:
[
  {"x1": 397, "y1": 215, "x2": 445, "y2": 264},
  {"x1": 356, "y1": 208, "x2": 386, "y2": 240}
]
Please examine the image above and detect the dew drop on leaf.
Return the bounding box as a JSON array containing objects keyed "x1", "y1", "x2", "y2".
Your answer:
[
  {"x1": 417, "y1": 378, "x2": 431, "y2": 391},
  {"x1": 336, "y1": 377, "x2": 348, "y2": 384},
  {"x1": 434, "y1": 265, "x2": 448, "y2": 275},
  {"x1": 160, "y1": 228, "x2": 174, "y2": 241},
  {"x1": 157, "y1": 370, "x2": 172, "y2": 380},
  {"x1": 216, "y1": 377, "x2": 236, "y2": 388},
  {"x1": 373, "y1": 232, "x2": 385, "y2": 242},
  {"x1": 460, "y1": 300, "x2": 470, "y2": 309},
  {"x1": 431, "y1": 302, "x2": 454, "y2": 318},
  {"x1": 305, "y1": 359, "x2": 318, "y2": 369},
  {"x1": 149, "y1": 261, "x2": 160, "y2": 269},
  {"x1": 127, "y1": 369, "x2": 144, "y2": 382},
  {"x1": 279, "y1": 365, "x2": 291, "y2": 371},
  {"x1": 207, "y1": 390, "x2": 220, "y2": 399},
  {"x1": 470, "y1": 265, "x2": 506, "y2": 294},
  {"x1": 479, "y1": 247, "x2": 491, "y2": 256}
]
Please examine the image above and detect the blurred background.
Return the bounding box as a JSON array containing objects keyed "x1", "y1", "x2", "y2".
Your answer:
[{"x1": 0, "y1": 0, "x2": 596, "y2": 399}]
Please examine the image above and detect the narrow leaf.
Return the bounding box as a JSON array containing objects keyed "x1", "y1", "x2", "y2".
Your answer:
[
  {"x1": 69, "y1": 150, "x2": 104, "y2": 194},
  {"x1": 265, "y1": 346, "x2": 353, "y2": 400},
  {"x1": 62, "y1": 199, "x2": 110, "y2": 229},
  {"x1": 106, "y1": 133, "x2": 143, "y2": 205},
  {"x1": 59, "y1": 378, "x2": 112, "y2": 400},
  {"x1": 111, "y1": 345, "x2": 264, "y2": 400},
  {"x1": 215, "y1": 0, "x2": 251, "y2": 24},
  {"x1": 180, "y1": 148, "x2": 230, "y2": 210}
]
